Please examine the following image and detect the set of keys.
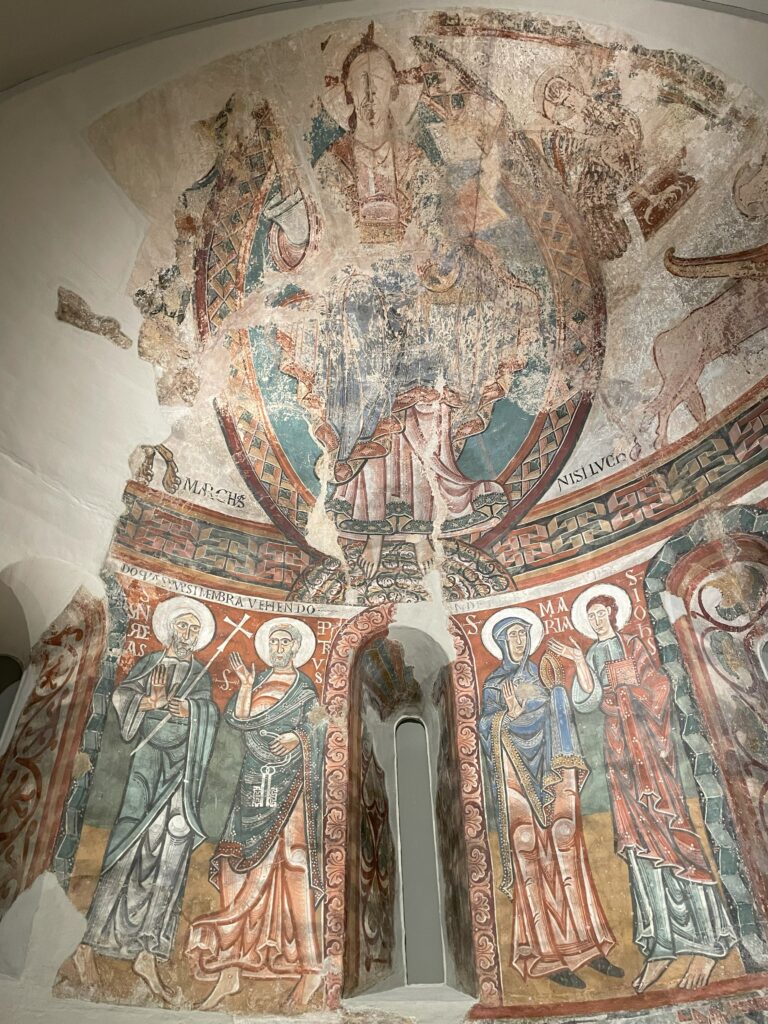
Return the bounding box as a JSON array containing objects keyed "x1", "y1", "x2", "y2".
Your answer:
[{"x1": 252, "y1": 764, "x2": 279, "y2": 808}]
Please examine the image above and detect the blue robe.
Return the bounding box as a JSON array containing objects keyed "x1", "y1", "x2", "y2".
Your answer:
[
  {"x1": 83, "y1": 650, "x2": 219, "y2": 960},
  {"x1": 479, "y1": 617, "x2": 587, "y2": 896}
]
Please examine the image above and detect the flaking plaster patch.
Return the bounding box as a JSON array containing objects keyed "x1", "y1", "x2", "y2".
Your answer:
[{"x1": 56, "y1": 287, "x2": 133, "y2": 350}]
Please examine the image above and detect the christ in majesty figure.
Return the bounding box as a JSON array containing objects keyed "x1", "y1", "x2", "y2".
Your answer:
[{"x1": 261, "y1": 26, "x2": 541, "y2": 578}]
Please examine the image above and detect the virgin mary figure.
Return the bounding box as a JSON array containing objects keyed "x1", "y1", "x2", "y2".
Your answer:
[{"x1": 479, "y1": 610, "x2": 619, "y2": 988}]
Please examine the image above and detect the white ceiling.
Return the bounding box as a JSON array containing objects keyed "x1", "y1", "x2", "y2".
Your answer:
[
  {"x1": 2, "y1": 0, "x2": 768, "y2": 94},
  {"x1": 0, "y1": 0, "x2": 329, "y2": 94}
]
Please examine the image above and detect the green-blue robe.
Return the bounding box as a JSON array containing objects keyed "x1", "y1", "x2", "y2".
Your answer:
[
  {"x1": 211, "y1": 668, "x2": 326, "y2": 904},
  {"x1": 83, "y1": 650, "x2": 219, "y2": 959}
]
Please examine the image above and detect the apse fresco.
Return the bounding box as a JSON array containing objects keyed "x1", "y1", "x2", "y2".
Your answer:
[
  {"x1": 1, "y1": 7, "x2": 768, "y2": 1022},
  {"x1": 463, "y1": 571, "x2": 745, "y2": 1005}
]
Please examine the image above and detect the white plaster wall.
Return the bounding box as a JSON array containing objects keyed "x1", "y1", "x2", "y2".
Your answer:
[{"x1": 2, "y1": 3, "x2": 768, "y2": 1022}]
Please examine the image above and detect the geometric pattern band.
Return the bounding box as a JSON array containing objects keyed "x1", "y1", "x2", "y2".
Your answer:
[{"x1": 111, "y1": 390, "x2": 768, "y2": 599}]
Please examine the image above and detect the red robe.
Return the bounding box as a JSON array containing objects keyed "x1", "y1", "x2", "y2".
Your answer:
[{"x1": 592, "y1": 634, "x2": 713, "y2": 883}]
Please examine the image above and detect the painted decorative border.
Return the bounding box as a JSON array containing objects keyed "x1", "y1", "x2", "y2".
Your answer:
[
  {"x1": 321, "y1": 604, "x2": 396, "y2": 1007},
  {"x1": 492, "y1": 389, "x2": 768, "y2": 577},
  {"x1": 320, "y1": 605, "x2": 502, "y2": 1006},
  {"x1": 0, "y1": 592, "x2": 106, "y2": 919},
  {"x1": 110, "y1": 388, "x2": 768, "y2": 601},
  {"x1": 645, "y1": 503, "x2": 768, "y2": 943},
  {"x1": 52, "y1": 574, "x2": 128, "y2": 887},
  {"x1": 112, "y1": 481, "x2": 315, "y2": 598},
  {"x1": 448, "y1": 617, "x2": 504, "y2": 1006}
]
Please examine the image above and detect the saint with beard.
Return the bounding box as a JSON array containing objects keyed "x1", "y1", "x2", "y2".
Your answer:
[
  {"x1": 263, "y1": 28, "x2": 540, "y2": 579},
  {"x1": 187, "y1": 619, "x2": 326, "y2": 1011},
  {"x1": 73, "y1": 597, "x2": 219, "y2": 1001}
]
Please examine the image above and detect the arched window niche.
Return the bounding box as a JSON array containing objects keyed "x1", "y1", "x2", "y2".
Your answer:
[{"x1": 341, "y1": 623, "x2": 479, "y2": 1002}]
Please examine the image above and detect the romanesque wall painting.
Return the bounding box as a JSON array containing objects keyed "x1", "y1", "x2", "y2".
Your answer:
[
  {"x1": 667, "y1": 538, "x2": 768, "y2": 918},
  {"x1": 454, "y1": 558, "x2": 768, "y2": 1009},
  {"x1": 83, "y1": 7, "x2": 768, "y2": 606},
  {"x1": 1, "y1": 5, "x2": 766, "y2": 1023},
  {"x1": 434, "y1": 664, "x2": 478, "y2": 994},
  {"x1": 347, "y1": 726, "x2": 397, "y2": 995},
  {"x1": 0, "y1": 592, "x2": 105, "y2": 918},
  {"x1": 52, "y1": 575, "x2": 342, "y2": 1014}
]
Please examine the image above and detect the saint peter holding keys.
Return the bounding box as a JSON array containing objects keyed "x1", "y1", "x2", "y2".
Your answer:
[{"x1": 187, "y1": 618, "x2": 326, "y2": 1011}]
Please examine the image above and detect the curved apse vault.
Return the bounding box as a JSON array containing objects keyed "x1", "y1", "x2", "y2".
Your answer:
[{"x1": 1, "y1": 6, "x2": 768, "y2": 1023}]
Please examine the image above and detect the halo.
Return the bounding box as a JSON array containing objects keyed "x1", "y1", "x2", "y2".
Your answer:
[
  {"x1": 152, "y1": 597, "x2": 215, "y2": 651},
  {"x1": 481, "y1": 607, "x2": 545, "y2": 659},
  {"x1": 254, "y1": 617, "x2": 316, "y2": 668},
  {"x1": 571, "y1": 583, "x2": 632, "y2": 638},
  {"x1": 321, "y1": 27, "x2": 422, "y2": 132},
  {"x1": 322, "y1": 77, "x2": 422, "y2": 135},
  {"x1": 533, "y1": 63, "x2": 584, "y2": 124}
]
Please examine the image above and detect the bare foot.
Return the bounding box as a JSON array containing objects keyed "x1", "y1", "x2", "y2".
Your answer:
[
  {"x1": 360, "y1": 535, "x2": 383, "y2": 580},
  {"x1": 287, "y1": 971, "x2": 323, "y2": 1007},
  {"x1": 679, "y1": 955, "x2": 716, "y2": 990},
  {"x1": 132, "y1": 950, "x2": 175, "y2": 1003},
  {"x1": 73, "y1": 943, "x2": 99, "y2": 988},
  {"x1": 633, "y1": 958, "x2": 673, "y2": 993},
  {"x1": 196, "y1": 966, "x2": 241, "y2": 1011},
  {"x1": 414, "y1": 536, "x2": 436, "y2": 574}
]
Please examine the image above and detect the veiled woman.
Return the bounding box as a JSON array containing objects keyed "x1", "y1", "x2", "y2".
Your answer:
[{"x1": 479, "y1": 611, "x2": 619, "y2": 988}]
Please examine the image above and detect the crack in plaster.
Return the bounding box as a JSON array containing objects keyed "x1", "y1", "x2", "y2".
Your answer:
[{"x1": 0, "y1": 447, "x2": 119, "y2": 524}]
